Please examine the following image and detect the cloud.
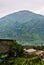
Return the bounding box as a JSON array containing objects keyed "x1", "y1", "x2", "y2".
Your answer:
[
  {"x1": 0, "y1": 0, "x2": 44, "y2": 17},
  {"x1": 35, "y1": 7, "x2": 44, "y2": 15}
]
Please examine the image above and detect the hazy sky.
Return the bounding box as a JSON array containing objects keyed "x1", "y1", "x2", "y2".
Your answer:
[{"x1": 0, "y1": 0, "x2": 44, "y2": 18}]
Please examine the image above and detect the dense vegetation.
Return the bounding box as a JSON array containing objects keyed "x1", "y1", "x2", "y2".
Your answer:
[
  {"x1": 33, "y1": 46, "x2": 44, "y2": 50},
  {"x1": 13, "y1": 58, "x2": 44, "y2": 65},
  {"x1": 0, "y1": 40, "x2": 44, "y2": 65},
  {"x1": 8, "y1": 40, "x2": 24, "y2": 57},
  {"x1": 8, "y1": 41, "x2": 44, "y2": 65}
]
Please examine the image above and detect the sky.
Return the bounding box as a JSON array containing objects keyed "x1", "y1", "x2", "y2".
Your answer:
[{"x1": 0, "y1": 0, "x2": 44, "y2": 18}]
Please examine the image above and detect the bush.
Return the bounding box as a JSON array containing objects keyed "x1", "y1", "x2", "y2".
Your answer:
[{"x1": 8, "y1": 40, "x2": 24, "y2": 57}]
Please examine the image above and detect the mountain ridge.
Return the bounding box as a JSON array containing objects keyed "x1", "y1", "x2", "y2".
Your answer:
[{"x1": 0, "y1": 10, "x2": 44, "y2": 20}]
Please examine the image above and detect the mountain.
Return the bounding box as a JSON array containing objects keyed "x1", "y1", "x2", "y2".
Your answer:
[{"x1": 0, "y1": 10, "x2": 44, "y2": 46}]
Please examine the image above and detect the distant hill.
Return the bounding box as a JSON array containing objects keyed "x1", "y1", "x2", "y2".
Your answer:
[{"x1": 0, "y1": 10, "x2": 44, "y2": 46}]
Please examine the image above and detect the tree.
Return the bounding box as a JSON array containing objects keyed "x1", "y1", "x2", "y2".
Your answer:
[{"x1": 8, "y1": 40, "x2": 24, "y2": 57}]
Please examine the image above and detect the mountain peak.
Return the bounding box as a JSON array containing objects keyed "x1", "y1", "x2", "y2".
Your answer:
[{"x1": 17, "y1": 10, "x2": 32, "y2": 13}]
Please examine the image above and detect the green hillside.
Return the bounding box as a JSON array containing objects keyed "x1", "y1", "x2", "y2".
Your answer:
[{"x1": 0, "y1": 10, "x2": 44, "y2": 45}]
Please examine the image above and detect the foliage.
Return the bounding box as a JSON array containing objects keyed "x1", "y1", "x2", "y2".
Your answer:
[
  {"x1": 33, "y1": 46, "x2": 44, "y2": 50},
  {"x1": 8, "y1": 40, "x2": 24, "y2": 57},
  {"x1": 13, "y1": 57, "x2": 44, "y2": 65}
]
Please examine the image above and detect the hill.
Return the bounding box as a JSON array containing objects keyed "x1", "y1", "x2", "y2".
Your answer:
[{"x1": 0, "y1": 10, "x2": 44, "y2": 45}]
